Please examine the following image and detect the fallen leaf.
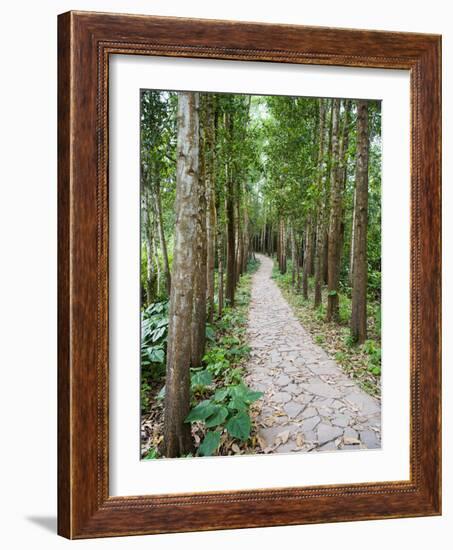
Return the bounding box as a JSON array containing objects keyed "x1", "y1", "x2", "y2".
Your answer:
[
  {"x1": 275, "y1": 430, "x2": 290, "y2": 445},
  {"x1": 296, "y1": 433, "x2": 304, "y2": 447}
]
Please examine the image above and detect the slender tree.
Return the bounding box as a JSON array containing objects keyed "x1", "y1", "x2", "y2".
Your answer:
[
  {"x1": 351, "y1": 100, "x2": 370, "y2": 343},
  {"x1": 225, "y1": 111, "x2": 236, "y2": 306},
  {"x1": 314, "y1": 99, "x2": 327, "y2": 308},
  {"x1": 205, "y1": 95, "x2": 217, "y2": 322},
  {"x1": 191, "y1": 96, "x2": 208, "y2": 367},
  {"x1": 326, "y1": 98, "x2": 342, "y2": 321},
  {"x1": 162, "y1": 92, "x2": 199, "y2": 457}
]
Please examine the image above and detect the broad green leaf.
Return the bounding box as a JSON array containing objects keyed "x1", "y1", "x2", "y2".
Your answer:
[
  {"x1": 205, "y1": 406, "x2": 228, "y2": 428},
  {"x1": 198, "y1": 431, "x2": 221, "y2": 457},
  {"x1": 148, "y1": 347, "x2": 165, "y2": 363},
  {"x1": 213, "y1": 388, "x2": 229, "y2": 402},
  {"x1": 191, "y1": 370, "x2": 213, "y2": 388},
  {"x1": 226, "y1": 412, "x2": 251, "y2": 441},
  {"x1": 185, "y1": 400, "x2": 218, "y2": 423},
  {"x1": 228, "y1": 397, "x2": 248, "y2": 413},
  {"x1": 244, "y1": 390, "x2": 263, "y2": 403}
]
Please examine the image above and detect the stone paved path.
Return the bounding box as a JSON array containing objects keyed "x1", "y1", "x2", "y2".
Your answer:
[{"x1": 246, "y1": 254, "x2": 381, "y2": 453}]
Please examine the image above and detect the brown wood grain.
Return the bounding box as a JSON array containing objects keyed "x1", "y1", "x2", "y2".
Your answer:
[{"x1": 57, "y1": 10, "x2": 441, "y2": 539}]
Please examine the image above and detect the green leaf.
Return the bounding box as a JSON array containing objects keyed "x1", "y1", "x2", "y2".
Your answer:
[
  {"x1": 148, "y1": 347, "x2": 165, "y2": 363},
  {"x1": 151, "y1": 326, "x2": 166, "y2": 343},
  {"x1": 244, "y1": 390, "x2": 263, "y2": 403},
  {"x1": 205, "y1": 325, "x2": 216, "y2": 342},
  {"x1": 191, "y1": 370, "x2": 213, "y2": 389},
  {"x1": 156, "y1": 385, "x2": 165, "y2": 400},
  {"x1": 205, "y1": 406, "x2": 229, "y2": 428},
  {"x1": 226, "y1": 412, "x2": 251, "y2": 441},
  {"x1": 228, "y1": 397, "x2": 248, "y2": 413},
  {"x1": 213, "y1": 388, "x2": 229, "y2": 402},
  {"x1": 328, "y1": 290, "x2": 337, "y2": 297},
  {"x1": 198, "y1": 431, "x2": 221, "y2": 457},
  {"x1": 144, "y1": 448, "x2": 158, "y2": 460},
  {"x1": 185, "y1": 400, "x2": 218, "y2": 423}
]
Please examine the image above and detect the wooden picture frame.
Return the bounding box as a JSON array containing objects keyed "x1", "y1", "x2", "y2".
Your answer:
[{"x1": 58, "y1": 10, "x2": 441, "y2": 539}]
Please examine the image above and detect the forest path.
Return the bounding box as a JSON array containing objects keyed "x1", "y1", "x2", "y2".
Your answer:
[{"x1": 245, "y1": 254, "x2": 381, "y2": 453}]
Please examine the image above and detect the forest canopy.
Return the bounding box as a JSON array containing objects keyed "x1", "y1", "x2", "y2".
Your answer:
[{"x1": 140, "y1": 90, "x2": 381, "y2": 459}]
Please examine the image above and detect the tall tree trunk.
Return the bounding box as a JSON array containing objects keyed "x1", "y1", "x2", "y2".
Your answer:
[
  {"x1": 242, "y1": 204, "x2": 249, "y2": 272},
  {"x1": 313, "y1": 100, "x2": 326, "y2": 308},
  {"x1": 290, "y1": 224, "x2": 296, "y2": 286},
  {"x1": 302, "y1": 219, "x2": 313, "y2": 299},
  {"x1": 217, "y1": 221, "x2": 224, "y2": 317},
  {"x1": 163, "y1": 92, "x2": 199, "y2": 458},
  {"x1": 279, "y1": 218, "x2": 287, "y2": 274},
  {"x1": 351, "y1": 100, "x2": 369, "y2": 343},
  {"x1": 225, "y1": 113, "x2": 236, "y2": 306},
  {"x1": 205, "y1": 95, "x2": 216, "y2": 322},
  {"x1": 349, "y1": 187, "x2": 356, "y2": 285},
  {"x1": 326, "y1": 98, "x2": 342, "y2": 321},
  {"x1": 322, "y1": 100, "x2": 334, "y2": 287},
  {"x1": 322, "y1": 231, "x2": 329, "y2": 285},
  {"x1": 309, "y1": 226, "x2": 316, "y2": 276},
  {"x1": 235, "y1": 180, "x2": 243, "y2": 283},
  {"x1": 338, "y1": 100, "x2": 352, "y2": 284},
  {"x1": 191, "y1": 97, "x2": 208, "y2": 367},
  {"x1": 153, "y1": 179, "x2": 171, "y2": 296}
]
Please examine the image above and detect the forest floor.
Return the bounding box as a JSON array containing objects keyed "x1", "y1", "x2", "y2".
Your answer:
[{"x1": 245, "y1": 254, "x2": 381, "y2": 453}]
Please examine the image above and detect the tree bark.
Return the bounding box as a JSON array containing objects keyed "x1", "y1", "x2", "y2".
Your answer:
[
  {"x1": 205, "y1": 95, "x2": 216, "y2": 322},
  {"x1": 351, "y1": 100, "x2": 369, "y2": 343},
  {"x1": 302, "y1": 218, "x2": 314, "y2": 299},
  {"x1": 225, "y1": 112, "x2": 236, "y2": 306},
  {"x1": 290, "y1": 224, "x2": 296, "y2": 286},
  {"x1": 163, "y1": 91, "x2": 199, "y2": 458},
  {"x1": 191, "y1": 96, "x2": 208, "y2": 367},
  {"x1": 313, "y1": 99, "x2": 326, "y2": 308},
  {"x1": 326, "y1": 98, "x2": 342, "y2": 321}
]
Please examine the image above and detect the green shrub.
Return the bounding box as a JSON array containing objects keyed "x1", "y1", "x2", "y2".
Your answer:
[{"x1": 185, "y1": 382, "x2": 263, "y2": 456}]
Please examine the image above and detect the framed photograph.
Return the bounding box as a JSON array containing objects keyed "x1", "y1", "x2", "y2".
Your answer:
[{"x1": 58, "y1": 11, "x2": 441, "y2": 538}]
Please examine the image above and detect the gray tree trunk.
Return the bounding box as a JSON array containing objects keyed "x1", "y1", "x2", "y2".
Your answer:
[
  {"x1": 326, "y1": 99, "x2": 342, "y2": 321},
  {"x1": 191, "y1": 96, "x2": 208, "y2": 367},
  {"x1": 205, "y1": 95, "x2": 216, "y2": 322},
  {"x1": 351, "y1": 100, "x2": 369, "y2": 343},
  {"x1": 313, "y1": 99, "x2": 327, "y2": 309},
  {"x1": 163, "y1": 91, "x2": 200, "y2": 458}
]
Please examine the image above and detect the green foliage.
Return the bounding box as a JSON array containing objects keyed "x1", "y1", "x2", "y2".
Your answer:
[
  {"x1": 362, "y1": 339, "x2": 381, "y2": 375},
  {"x1": 198, "y1": 431, "x2": 221, "y2": 457},
  {"x1": 226, "y1": 412, "x2": 251, "y2": 441},
  {"x1": 334, "y1": 351, "x2": 347, "y2": 365},
  {"x1": 143, "y1": 448, "x2": 159, "y2": 460},
  {"x1": 185, "y1": 381, "x2": 263, "y2": 453},
  {"x1": 184, "y1": 270, "x2": 263, "y2": 456},
  {"x1": 140, "y1": 300, "x2": 169, "y2": 411},
  {"x1": 190, "y1": 369, "x2": 213, "y2": 391}
]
